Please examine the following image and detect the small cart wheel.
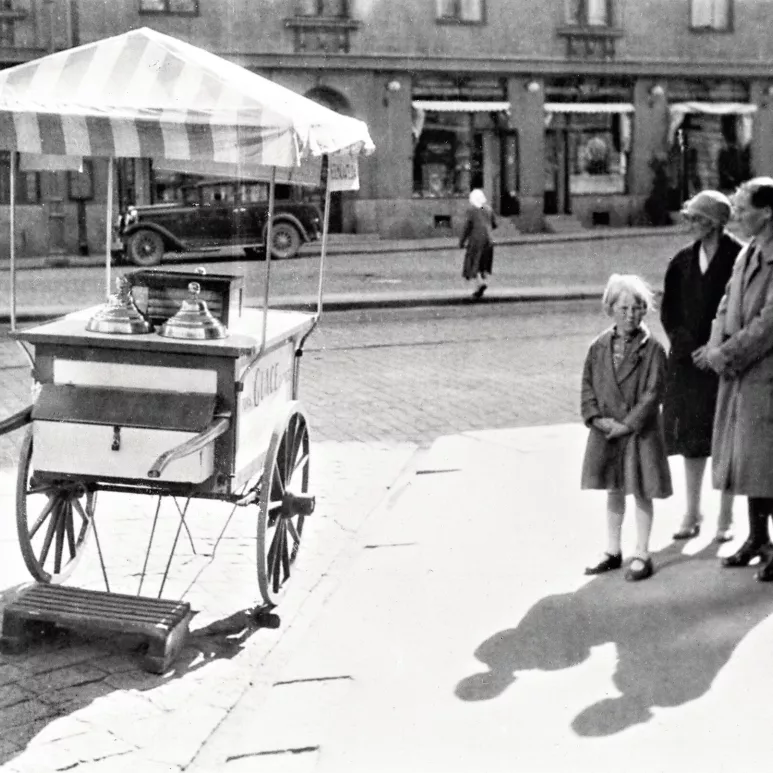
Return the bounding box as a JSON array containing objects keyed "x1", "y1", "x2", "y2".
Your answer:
[
  {"x1": 16, "y1": 429, "x2": 96, "y2": 583},
  {"x1": 257, "y1": 402, "x2": 312, "y2": 606}
]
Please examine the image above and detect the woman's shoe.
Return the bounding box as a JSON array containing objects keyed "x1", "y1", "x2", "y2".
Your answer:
[
  {"x1": 755, "y1": 555, "x2": 773, "y2": 582},
  {"x1": 471, "y1": 284, "x2": 487, "y2": 300},
  {"x1": 584, "y1": 552, "x2": 622, "y2": 575},
  {"x1": 673, "y1": 522, "x2": 701, "y2": 540},
  {"x1": 714, "y1": 528, "x2": 734, "y2": 544},
  {"x1": 721, "y1": 538, "x2": 770, "y2": 568},
  {"x1": 625, "y1": 557, "x2": 654, "y2": 582}
]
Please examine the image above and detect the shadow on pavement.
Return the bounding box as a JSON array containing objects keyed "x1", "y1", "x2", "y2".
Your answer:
[
  {"x1": 0, "y1": 600, "x2": 281, "y2": 768},
  {"x1": 455, "y1": 539, "x2": 773, "y2": 736}
]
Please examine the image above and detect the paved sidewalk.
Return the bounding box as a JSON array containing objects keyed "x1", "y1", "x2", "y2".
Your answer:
[
  {"x1": 0, "y1": 224, "x2": 689, "y2": 273},
  {"x1": 1, "y1": 421, "x2": 766, "y2": 772},
  {"x1": 188, "y1": 424, "x2": 769, "y2": 773},
  {"x1": 0, "y1": 441, "x2": 418, "y2": 772}
]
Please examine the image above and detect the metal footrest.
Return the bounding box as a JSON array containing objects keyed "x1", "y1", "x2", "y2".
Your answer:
[{"x1": 0, "y1": 583, "x2": 193, "y2": 674}]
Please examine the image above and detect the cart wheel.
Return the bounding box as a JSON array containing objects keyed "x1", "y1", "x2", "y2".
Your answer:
[
  {"x1": 257, "y1": 403, "x2": 311, "y2": 607},
  {"x1": 16, "y1": 429, "x2": 96, "y2": 583}
]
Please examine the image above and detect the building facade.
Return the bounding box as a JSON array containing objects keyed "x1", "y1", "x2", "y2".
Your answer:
[{"x1": 3, "y1": 0, "x2": 773, "y2": 254}]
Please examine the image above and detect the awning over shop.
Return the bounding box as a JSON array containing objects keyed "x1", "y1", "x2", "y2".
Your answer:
[
  {"x1": 411, "y1": 100, "x2": 510, "y2": 112},
  {"x1": 668, "y1": 101, "x2": 758, "y2": 143},
  {"x1": 544, "y1": 102, "x2": 635, "y2": 114}
]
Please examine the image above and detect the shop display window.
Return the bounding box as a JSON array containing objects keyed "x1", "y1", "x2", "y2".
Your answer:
[
  {"x1": 412, "y1": 111, "x2": 484, "y2": 198},
  {"x1": 567, "y1": 113, "x2": 629, "y2": 195}
]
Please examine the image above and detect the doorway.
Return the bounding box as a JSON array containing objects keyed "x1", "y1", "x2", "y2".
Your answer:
[{"x1": 544, "y1": 129, "x2": 569, "y2": 215}]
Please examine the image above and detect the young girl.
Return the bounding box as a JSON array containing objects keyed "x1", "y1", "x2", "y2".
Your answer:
[{"x1": 581, "y1": 274, "x2": 673, "y2": 582}]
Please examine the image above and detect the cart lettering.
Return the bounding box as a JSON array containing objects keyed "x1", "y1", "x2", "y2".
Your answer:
[{"x1": 241, "y1": 357, "x2": 293, "y2": 411}]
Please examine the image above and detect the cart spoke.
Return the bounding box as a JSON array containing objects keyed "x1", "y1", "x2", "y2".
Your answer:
[
  {"x1": 279, "y1": 526, "x2": 290, "y2": 590},
  {"x1": 64, "y1": 502, "x2": 77, "y2": 560},
  {"x1": 290, "y1": 450, "x2": 309, "y2": 481},
  {"x1": 27, "y1": 482, "x2": 61, "y2": 497},
  {"x1": 54, "y1": 504, "x2": 67, "y2": 575},
  {"x1": 28, "y1": 495, "x2": 58, "y2": 540},
  {"x1": 72, "y1": 498, "x2": 90, "y2": 525},
  {"x1": 286, "y1": 518, "x2": 299, "y2": 545},
  {"x1": 39, "y1": 500, "x2": 62, "y2": 567},
  {"x1": 272, "y1": 465, "x2": 286, "y2": 498}
]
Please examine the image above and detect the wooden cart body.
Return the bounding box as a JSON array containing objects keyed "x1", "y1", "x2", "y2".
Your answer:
[{"x1": 12, "y1": 307, "x2": 316, "y2": 498}]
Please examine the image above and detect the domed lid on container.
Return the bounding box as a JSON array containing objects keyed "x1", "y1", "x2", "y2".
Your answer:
[
  {"x1": 86, "y1": 276, "x2": 152, "y2": 335},
  {"x1": 157, "y1": 282, "x2": 228, "y2": 340}
]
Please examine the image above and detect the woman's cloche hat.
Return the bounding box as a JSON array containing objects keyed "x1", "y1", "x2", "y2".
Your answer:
[{"x1": 681, "y1": 190, "x2": 732, "y2": 226}]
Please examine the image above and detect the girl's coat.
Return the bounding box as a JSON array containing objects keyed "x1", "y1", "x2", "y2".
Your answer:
[{"x1": 581, "y1": 325, "x2": 673, "y2": 498}]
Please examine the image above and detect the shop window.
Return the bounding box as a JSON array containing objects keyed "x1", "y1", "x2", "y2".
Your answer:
[
  {"x1": 436, "y1": 0, "x2": 485, "y2": 24},
  {"x1": 565, "y1": 0, "x2": 613, "y2": 26},
  {"x1": 412, "y1": 111, "x2": 485, "y2": 198},
  {"x1": 566, "y1": 112, "x2": 630, "y2": 195},
  {"x1": 139, "y1": 0, "x2": 199, "y2": 15},
  {"x1": 690, "y1": 0, "x2": 731, "y2": 31},
  {"x1": 0, "y1": 152, "x2": 40, "y2": 204}
]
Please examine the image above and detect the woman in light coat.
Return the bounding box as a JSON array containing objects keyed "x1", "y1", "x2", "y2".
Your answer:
[{"x1": 706, "y1": 177, "x2": 773, "y2": 581}]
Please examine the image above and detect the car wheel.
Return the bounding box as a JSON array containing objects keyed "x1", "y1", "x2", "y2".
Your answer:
[
  {"x1": 269, "y1": 222, "x2": 302, "y2": 260},
  {"x1": 127, "y1": 229, "x2": 164, "y2": 267}
]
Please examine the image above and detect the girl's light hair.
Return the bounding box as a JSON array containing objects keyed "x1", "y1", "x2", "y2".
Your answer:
[{"x1": 602, "y1": 273, "x2": 655, "y2": 317}]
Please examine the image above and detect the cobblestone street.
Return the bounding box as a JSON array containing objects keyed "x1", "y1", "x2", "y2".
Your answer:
[
  {"x1": 0, "y1": 299, "x2": 649, "y2": 466},
  {"x1": 0, "y1": 299, "x2": 677, "y2": 771}
]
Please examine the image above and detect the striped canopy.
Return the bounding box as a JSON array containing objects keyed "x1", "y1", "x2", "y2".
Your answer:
[{"x1": 0, "y1": 27, "x2": 374, "y2": 171}]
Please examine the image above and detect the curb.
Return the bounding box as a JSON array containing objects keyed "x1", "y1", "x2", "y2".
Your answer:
[
  {"x1": 0, "y1": 225, "x2": 689, "y2": 272},
  {"x1": 0, "y1": 287, "x2": 607, "y2": 324}
]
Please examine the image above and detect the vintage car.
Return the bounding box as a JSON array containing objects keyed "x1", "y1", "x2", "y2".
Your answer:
[{"x1": 117, "y1": 180, "x2": 323, "y2": 266}]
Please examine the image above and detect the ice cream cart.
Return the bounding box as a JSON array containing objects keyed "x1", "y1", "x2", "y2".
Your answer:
[{"x1": 0, "y1": 28, "x2": 373, "y2": 670}]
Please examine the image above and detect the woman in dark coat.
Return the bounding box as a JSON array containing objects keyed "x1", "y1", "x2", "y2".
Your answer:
[
  {"x1": 661, "y1": 190, "x2": 742, "y2": 543},
  {"x1": 460, "y1": 188, "x2": 497, "y2": 300},
  {"x1": 706, "y1": 178, "x2": 773, "y2": 581}
]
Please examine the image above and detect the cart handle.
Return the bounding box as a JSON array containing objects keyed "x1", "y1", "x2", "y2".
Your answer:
[
  {"x1": 0, "y1": 405, "x2": 32, "y2": 438},
  {"x1": 147, "y1": 414, "x2": 231, "y2": 479}
]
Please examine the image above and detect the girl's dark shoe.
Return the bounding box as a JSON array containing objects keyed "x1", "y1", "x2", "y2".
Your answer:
[
  {"x1": 471, "y1": 284, "x2": 487, "y2": 300},
  {"x1": 624, "y1": 557, "x2": 654, "y2": 582},
  {"x1": 721, "y1": 538, "x2": 771, "y2": 568},
  {"x1": 755, "y1": 554, "x2": 773, "y2": 582},
  {"x1": 584, "y1": 552, "x2": 622, "y2": 575}
]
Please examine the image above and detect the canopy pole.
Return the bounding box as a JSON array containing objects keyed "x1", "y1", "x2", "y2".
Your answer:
[
  {"x1": 315, "y1": 162, "x2": 332, "y2": 320},
  {"x1": 259, "y1": 166, "x2": 276, "y2": 354},
  {"x1": 9, "y1": 151, "x2": 16, "y2": 332},
  {"x1": 104, "y1": 157, "x2": 114, "y2": 299}
]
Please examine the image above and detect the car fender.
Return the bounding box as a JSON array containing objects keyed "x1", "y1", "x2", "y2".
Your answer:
[
  {"x1": 262, "y1": 214, "x2": 310, "y2": 244},
  {"x1": 122, "y1": 222, "x2": 187, "y2": 253}
]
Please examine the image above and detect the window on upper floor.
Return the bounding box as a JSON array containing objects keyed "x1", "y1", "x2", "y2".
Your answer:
[
  {"x1": 296, "y1": 0, "x2": 350, "y2": 16},
  {"x1": 139, "y1": 0, "x2": 199, "y2": 15},
  {"x1": 690, "y1": 0, "x2": 732, "y2": 31},
  {"x1": 565, "y1": 0, "x2": 612, "y2": 26},
  {"x1": 436, "y1": 0, "x2": 485, "y2": 24}
]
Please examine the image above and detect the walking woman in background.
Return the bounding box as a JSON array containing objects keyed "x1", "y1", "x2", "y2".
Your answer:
[
  {"x1": 661, "y1": 190, "x2": 741, "y2": 543},
  {"x1": 460, "y1": 188, "x2": 496, "y2": 300},
  {"x1": 706, "y1": 178, "x2": 773, "y2": 581}
]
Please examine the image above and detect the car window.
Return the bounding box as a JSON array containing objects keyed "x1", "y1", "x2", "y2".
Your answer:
[{"x1": 198, "y1": 184, "x2": 234, "y2": 206}]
